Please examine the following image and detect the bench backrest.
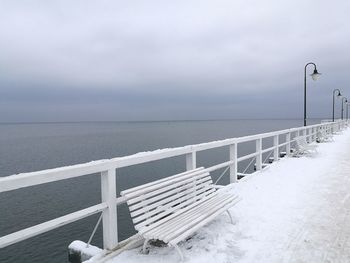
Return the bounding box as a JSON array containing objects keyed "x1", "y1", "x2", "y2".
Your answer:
[
  {"x1": 120, "y1": 167, "x2": 215, "y2": 231},
  {"x1": 294, "y1": 136, "x2": 308, "y2": 149}
]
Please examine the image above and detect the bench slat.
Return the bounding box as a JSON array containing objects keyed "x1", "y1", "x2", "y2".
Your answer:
[
  {"x1": 134, "y1": 187, "x2": 216, "y2": 227},
  {"x1": 121, "y1": 167, "x2": 204, "y2": 195},
  {"x1": 138, "y1": 189, "x2": 220, "y2": 234},
  {"x1": 129, "y1": 175, "x2": 211, "y2": 212},
  {"x1": 148, "y1": 192, "x2": 237, "y2": 237},
  {"x1": 161, "y1": 195, "x2": 238, "y2": 242},
  {"x1": 125, "y1": 171, "x2": 211, "y2": 205},
  {"x1": 148, "y1": 194, "x2": 238, "y2": 240},
  {"x1": 122, "y1": 169, "x2": 208, "y2": 200},
  {"x1": 168, "y1": 197, "x2": 240, "y2": 246},
  {"x1": 130, "y1": 179, "x2": 212, "y2": 219}
]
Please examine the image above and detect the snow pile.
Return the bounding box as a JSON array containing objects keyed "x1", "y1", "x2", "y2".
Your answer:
[
  {"x1": 69, "y1": 240, "x2": 103, "y2": 261},
  {"x1": 103, "y1": 129, "x2": 350, "y2": 263}
]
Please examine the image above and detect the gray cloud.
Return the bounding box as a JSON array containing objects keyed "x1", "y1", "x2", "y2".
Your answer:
[{"x1": 0, "y1": 0, "x2": 350, "y2": 122}]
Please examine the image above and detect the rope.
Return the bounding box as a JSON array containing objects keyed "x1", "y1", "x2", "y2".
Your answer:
[
  {"x1": 86, "y1": 213, "x2": 103, "y2": 248},
  {"x1": 263, "y1": 150, "x2": 273, "y2": 164},
  {"x1": 242, "y1": 157, "x2": 256, "y2": 174},
  {"x1": 214, "y1": 165, "x2": 230, "y2": 185}
]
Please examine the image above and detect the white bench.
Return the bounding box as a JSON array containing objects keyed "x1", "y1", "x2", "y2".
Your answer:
[
  {"x1": 316, "y1": 128, "x2": 333, "y2": 143},
  {"x1": 293, "y1": 136, "x2": 318, "y2": 156},
  {"x1": 121, "y1": 167, "x2": 240, "y2": 261}
]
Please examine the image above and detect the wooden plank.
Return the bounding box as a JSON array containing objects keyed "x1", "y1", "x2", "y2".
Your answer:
[
  {"x1": 134, "y1": 188, "x2": 216, "y2": 227},
  {"x1": 128, "y1": 177, "x2": 210, "y2": 211},
  {"x1": 186, "y1": 152, "x2": 196, "y2": 170},
  {"x1": 261, "y1": 146, "x2": 275, "y2": 154},
  {"x1": 205, "y1": 160, "x2": 234, "y2": 173},
  {"x1": 101, "y1": 169, "x2": 118, "y2": 250},
  {"x1": 137, "y1": 190, "x2": 219, "y2": 232},
  {"x1": 168, "y1": 197, "x2": 240, "y2": 245},
  {"x1": 132, "y1": 184, "x2": 214, "y2": 223},
  {"x1": 130, "y1": 179, "x2": 212, "y2": 217},
  {"x1": 124, "y1": 172, "x2": 211, "y2": 204},
  {"x1": 147, "y1": 193, "x2": 237, "y2": 239},
  {"x1": 121, "y1": 168, "x2": 203, "y2": 195},
  {"x1": 237, "y1": 152, "x2": 259, "y2": 162},
  {"x1": 0, "y1": 161, "x2": 112, "y2": 193},
  {"x1": 229, "y1": 144, "x2": 237, "y2": 183},
  {"x1": 0, "y1": 203, "x2": 107, "y2": 249},
  {"x1": 149, "y1": 194, "x2": 238, "y2": 239},
  {"x1": 123, "y1": 169, "x2": 208, "y2": 199}
]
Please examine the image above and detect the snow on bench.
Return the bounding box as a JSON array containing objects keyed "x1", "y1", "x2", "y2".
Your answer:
[
  {"x1": 293, "y1": 136, "x2": 318, "y2": 156},
  {"x1": 316, "y1": 128, "x2": 333, "y2": 143},
  {"x1": 120, "y1": 167, "x2": 240, "y2": 261}
]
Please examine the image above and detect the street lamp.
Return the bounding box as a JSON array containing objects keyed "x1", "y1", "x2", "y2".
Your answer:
[
  {"x1": 341, "y1": 97, "x2": 347, "y2": 120},
  {"x1": 304, "y1": 62, "x2": 321, "y2": 126},
  {"x1": 347, "y1": 103, "x2": 350, "y2": 120},
  {"x1": 332, "y1": 89, "x2": 342, "y2": 122}
]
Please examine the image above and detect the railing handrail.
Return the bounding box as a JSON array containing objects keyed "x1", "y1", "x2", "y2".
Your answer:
[
  {"x1": 0, "y1": 119, "x2": 346, "y2": 251},
  {"x1": 0, "y1": 121, "x2": 337, "y2": 193}
]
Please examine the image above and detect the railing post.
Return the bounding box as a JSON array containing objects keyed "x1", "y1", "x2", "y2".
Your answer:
[
  {"x1": 255, "y1": 138, "x2": 262, "y2": 170},
  {"x1": 273, "y1": 135, "x2": 279, "y2": 162},
  {"x1": 186, "y1": 151, "x2": 196, "y2": 170},
  {"x1": 302, "y1": 128, "x2": 307, "y2": 142},
  {"x1": 286, "y1": 132, "x2": 291, "y2": 156},
  {"x1": 229, "y1": 143, "x2": 237, "y2": 183},
  {"x1": 308, "y1": 128, "x2": 312, "y2": 142},
  {"x1": 101, "y1": 169, "x2": 118, "y2": 250}
]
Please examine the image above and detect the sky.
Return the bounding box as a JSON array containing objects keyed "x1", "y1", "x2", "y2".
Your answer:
[{"x1": 0, "y1": 0, "x2": 350, "y2": 122}]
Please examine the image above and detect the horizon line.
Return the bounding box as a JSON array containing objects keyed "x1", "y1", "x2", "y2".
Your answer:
[{"x1": 0, "y1": 117, "x2": 331, "y2": 125}]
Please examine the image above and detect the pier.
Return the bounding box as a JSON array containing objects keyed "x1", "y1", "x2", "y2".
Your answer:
[{"x1": 0, "y1": 120, "x2": 348, "y2": 262}]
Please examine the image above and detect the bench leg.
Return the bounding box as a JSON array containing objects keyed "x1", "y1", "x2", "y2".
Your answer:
[
  {"x1": 226, "y1": 210, "x2": 234, "y2": 224},
  {"x1": 142, "y1": 239, "x2": 150, "y2": 254},
  {"x1": 174, "y1": 244, "x2": 184, "y2": 261}
]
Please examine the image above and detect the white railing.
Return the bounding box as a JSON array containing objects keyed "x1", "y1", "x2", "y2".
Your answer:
[{"x1": 0, "y1": 120, "x2": 347, "y2": 251}]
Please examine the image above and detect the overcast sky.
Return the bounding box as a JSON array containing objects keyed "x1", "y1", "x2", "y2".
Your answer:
[{"x1": 0, "y1": 0, "x2": 350, "y2": 122}]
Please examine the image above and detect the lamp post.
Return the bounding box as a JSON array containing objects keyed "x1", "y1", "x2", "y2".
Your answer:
[
  {"x1": 341, "y1": 97, "x2": 347, "y2": 120},
  {"x1": 304, "y1": 62, "x2": 321, "y2": 126},
  {"x1": 347, "y1": 103, "x2": 349, "y2": 120},
  {"x1": 332, "y1": 89, "x2": 342, "y2": 122}
]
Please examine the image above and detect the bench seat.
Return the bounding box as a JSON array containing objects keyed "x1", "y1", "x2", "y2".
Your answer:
[
  {"x1": 293, "y1": 136, "x2": 318, "y2": 156},
  {"x1": 316, "y1": 128, "x2": 333, "y2": 143},
  {"x1": 121, "y1": 167, "x2": 240, "y2": 260}
]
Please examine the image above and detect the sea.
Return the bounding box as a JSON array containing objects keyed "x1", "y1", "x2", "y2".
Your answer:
[{"x1": 0, "y1": 119, "x2": 320, "y2": 263}]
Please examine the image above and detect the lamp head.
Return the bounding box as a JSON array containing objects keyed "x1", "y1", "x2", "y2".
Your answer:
[{"x1": 310, "y1": 69, "x2": 321, "y2": 81}]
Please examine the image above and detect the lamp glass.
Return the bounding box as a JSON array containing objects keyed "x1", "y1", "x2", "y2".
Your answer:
[{"x1": 310, "y1": 70, "x2": 321, "y2": 81}]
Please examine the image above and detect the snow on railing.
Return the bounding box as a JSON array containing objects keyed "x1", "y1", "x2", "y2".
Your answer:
[{"x1": 0, "y1": 120, "x2": 347, "y2": 251}]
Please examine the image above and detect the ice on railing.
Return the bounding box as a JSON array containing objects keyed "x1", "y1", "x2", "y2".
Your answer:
[{"x1": 68, "y1": 240, "x2": 102, "y2": 262}]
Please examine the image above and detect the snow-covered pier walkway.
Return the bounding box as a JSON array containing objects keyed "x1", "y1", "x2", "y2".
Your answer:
[{"x1": 102, "y1": 129, "x2": 350, "y2": 263}]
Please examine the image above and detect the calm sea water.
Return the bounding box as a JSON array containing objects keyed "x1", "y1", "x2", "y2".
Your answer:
[{"x1": 0, "y1": 119, "x2": 318, "y2": 263}]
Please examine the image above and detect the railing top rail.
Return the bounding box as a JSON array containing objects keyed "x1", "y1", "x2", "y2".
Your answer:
[{"x1": 0, "y1": 121, "x2": 340, "y2": 193}]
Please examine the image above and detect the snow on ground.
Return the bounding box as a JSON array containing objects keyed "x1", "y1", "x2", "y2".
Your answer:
[
  {"x1": 69, "y1": 240, "x2": 103, "y2": 260},
  {"x1": 104, "y1": 128, "x2": 350, "y2": 263}
]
